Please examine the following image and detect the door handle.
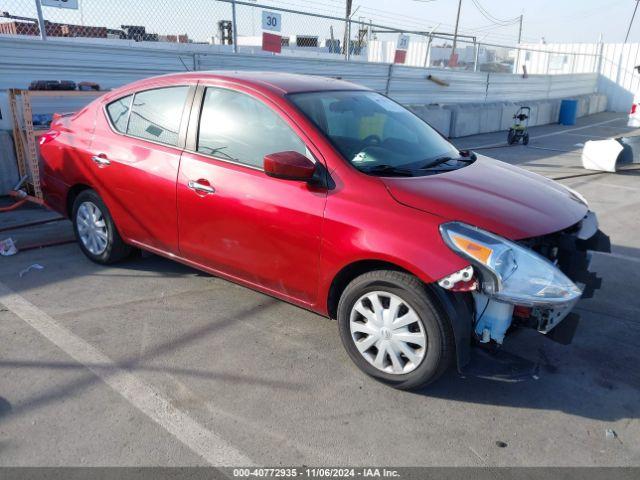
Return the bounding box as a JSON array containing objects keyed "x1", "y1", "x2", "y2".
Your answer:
[
  {"x1": 91, "y1": 154, "x2": 111, "y2": 167},
  {"x1": 188, "y1": 180, "x2": 215, "y2": 194}
]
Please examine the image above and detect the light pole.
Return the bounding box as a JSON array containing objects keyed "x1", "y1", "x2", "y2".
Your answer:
[
  {"x1": 518, "y1": 14, "x2": 523, "y2": 42},
  {"x1": 473, "y1": 33, "x2": 489, "y2": 72},
  {"x1": 231, "y1": 0, "x2": 238, "y2": 53},
  {"x1": 34, "y1": 0, "x2": 47, "y2": 41},
  {"x1": 343, "y1": 0, "x2": 353, "y2": 58},
  {"x1": 625, "y1": 0, "x2": 640, "y2": 43},
  {"x1": 450, "y1": 0, "x2": 463, "y2": 67},
  {"x1": 423, "y1": 23, "x2": 441, "y2": 68},
  {"x1": 514, "y1": 14, "x2": 523, "y2": 74}
]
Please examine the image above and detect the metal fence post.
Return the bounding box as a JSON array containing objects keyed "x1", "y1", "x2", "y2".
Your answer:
[
  {"x1": 385, "y1": 63, "x2": 393, "y2": 95},
  {"x1": 513, "y1": 41, "x2": 522, "y2": 74},
  {"x1": 231, "y1": 0, "x2": 238, "y2": 53},
  {"x1": 484, "y1": 72, "x2": 490, "y2": 103},
  {"x1": 367, "y1": 19, "x2": 372, "y2": 61},
  {"x1": 596, "y1": 40, "x2": 604, "y2": 75},
  {"x1": 345, "y1": 19, "x2": 351, "y2": 61},
  {"x1": 570, "y1": 54, "x2": 576, "y2": 74},
  {"x1": 34, "y1": 0, "x2": 47, "y2": 41},
  {"x1": 545, "y1": 51, "x2": 551, "y2": 75},
  {"x1": 423, "y1": 35, "x2": 432, "y2": 67},
  {"x1": 473, "y1": 41, "x2": 479, "y2": 72}
]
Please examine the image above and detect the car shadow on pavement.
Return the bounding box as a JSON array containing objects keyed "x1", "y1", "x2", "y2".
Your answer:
[
  {"x1": 422, "y1": 338, "x2": 640, "y2": 423},
  {"x1": 0, "y1": 295, "x2": 301, "y2": 423},
  {"x1": 101, "y1": 250, "x2": 212, "y2": 278}
]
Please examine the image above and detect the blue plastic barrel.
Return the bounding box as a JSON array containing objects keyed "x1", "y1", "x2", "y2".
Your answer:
[{"x1": 559, "y1": 99, "x2": 578, "y2": 125}]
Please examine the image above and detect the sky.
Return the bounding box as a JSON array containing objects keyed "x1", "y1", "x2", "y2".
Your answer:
[{"x1": 4, "y1": 0, "x2": 639, "y2": 45}]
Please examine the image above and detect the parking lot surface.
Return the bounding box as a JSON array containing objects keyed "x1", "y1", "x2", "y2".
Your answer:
[{"x1": 1, "y1": 112, "x2": 639, "y2": 466}]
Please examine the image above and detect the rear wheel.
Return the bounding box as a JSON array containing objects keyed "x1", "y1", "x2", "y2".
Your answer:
[
  {"x1": 72, "y1": 190, "x2": 131, "y2": 264},
  {"x1": 523, "y1": 133, "x2": 530, "y2": 145},
  {"x1": 337, "y1": 270, "x2": 454, "y2": 390}
]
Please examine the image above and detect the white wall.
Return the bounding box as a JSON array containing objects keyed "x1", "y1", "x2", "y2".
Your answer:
[
  {"x1": 0, "y1": 36, "x2": 600, "y2": 130},
  {"x1": 598, "y1": 43, "x2": 640, "y2": 112},
  {"x1": 517, "y1": 43, "x2": 600, "y2": 75},
  {"x1": 517, "y1": 42, "x2": 640, "y2": 112}
]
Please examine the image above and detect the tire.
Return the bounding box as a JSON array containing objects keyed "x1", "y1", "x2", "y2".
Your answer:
[
  {"x1": 507, "y1": 129, "x2": 516, "y2": 145},
  {"x1": 337, "y1": 270, "x2": 454, "y2": 390},
  {"x1": 72, "y1": 189, "x2": 131, "y2": 264},
  {"x1": 523, "y1": 133, "x2": 530, "y2": 145}
]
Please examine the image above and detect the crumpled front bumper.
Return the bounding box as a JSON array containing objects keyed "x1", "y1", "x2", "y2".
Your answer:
[
  {"x1": 471, "y1": 211, "x2": 610, "y2": 346},
  {"x1": 444, "y1": 212, "x2": 610, "y2": 373},
  {"x1": 522, "y1": 211, "x2": 610, "y2": 301},
  {"x1": 517, "y1": 211, "x2": 610, "y2": 342}
]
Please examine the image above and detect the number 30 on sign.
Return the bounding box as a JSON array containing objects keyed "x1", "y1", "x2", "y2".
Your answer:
[{"x1": 262, "y1": 11, "x2": 282, "y2": 32}]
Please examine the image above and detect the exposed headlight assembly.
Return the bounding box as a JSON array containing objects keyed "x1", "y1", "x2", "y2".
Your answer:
[{"x1": 439, "y1": 222, "x2": 582, "y2": 307}]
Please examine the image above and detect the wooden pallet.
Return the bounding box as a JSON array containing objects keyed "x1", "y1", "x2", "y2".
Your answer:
[
  {"x1": 8, "y1": 90, "x2": 30, "y2": 192},
  {"x1": 8, "y1": 89, "x2": 105, "y2": 200}
]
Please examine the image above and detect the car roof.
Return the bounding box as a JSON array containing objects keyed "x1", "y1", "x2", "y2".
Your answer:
[{"x1": 127, "y1": 71, "x2": 370, "y2": 96}]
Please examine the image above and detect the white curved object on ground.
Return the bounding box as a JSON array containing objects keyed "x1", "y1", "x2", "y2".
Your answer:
[{"x1": 581, "y1": 139, "x2": 623, "y2": 172}]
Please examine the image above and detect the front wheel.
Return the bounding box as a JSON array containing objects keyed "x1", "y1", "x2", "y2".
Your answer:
[
  {"x1": 72, "y1": 189, "x2": 132, "y2": 264},
  {"x1": 337, "y1": 270, "x2": 454, "y2": 390},
  {"x1": 523, "y1": 133, "x2": 530, "y2": 145},
  {"x1": 507, "y1": 129, "x2": 517, "y2": 145}
]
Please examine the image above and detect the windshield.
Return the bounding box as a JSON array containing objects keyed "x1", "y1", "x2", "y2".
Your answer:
[{"x1": 288, "y1": 90, "x2": 462, "y2": 176}]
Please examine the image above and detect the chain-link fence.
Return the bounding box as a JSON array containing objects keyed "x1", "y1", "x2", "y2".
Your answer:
[
  {"x1": 1, "y1": 0, "x2": 233, "y2": 44},
  {"x1": 1, "y1": 0, "x2": 601, "y2": 74}
]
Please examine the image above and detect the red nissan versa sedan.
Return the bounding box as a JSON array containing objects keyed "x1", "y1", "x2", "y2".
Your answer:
[{"x1": 39, "y1": 72, "x2": 610, "y2": 389}]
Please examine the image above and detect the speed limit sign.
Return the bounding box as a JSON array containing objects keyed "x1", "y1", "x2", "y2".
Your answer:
[{"x1": 262, "y1": 11, "x2": 282, "y2": 33}]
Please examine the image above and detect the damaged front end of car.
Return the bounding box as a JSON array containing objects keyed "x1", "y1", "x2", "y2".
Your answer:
[{"x1": 437, "y1": 211, "x2": 610, "y2": 355}]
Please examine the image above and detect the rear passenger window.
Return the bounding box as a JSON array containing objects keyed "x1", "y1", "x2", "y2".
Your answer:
[
  {"x1": 127, "y1": 86, "x2": 189, "y2": 147},
  {"x1": 106, "y1": 95, "x2": 132, "y2": 133}
]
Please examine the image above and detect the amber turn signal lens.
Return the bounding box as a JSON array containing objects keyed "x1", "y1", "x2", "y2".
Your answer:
[{"x1": 450, "y1": 233, "x2": 493, "y2": 264}]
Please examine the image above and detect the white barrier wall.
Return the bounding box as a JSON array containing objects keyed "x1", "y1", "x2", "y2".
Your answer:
[
  {"x1": 517, "y1": 43, "x2": 600, "y2": 75},
  {"x1": 598, "y1": 43, "x2": 640, "y2": 113},
  {"x1": 0, "y1": 37, "x2": 598, "y2": 107},
  {"x1": 518, "y1": 42, "x2": 640, "y2": 112}
]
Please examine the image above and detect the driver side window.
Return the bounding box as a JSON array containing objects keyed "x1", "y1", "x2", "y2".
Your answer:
[{"x1": 197, "y1": 87, "x2": 307, "y2": 169}]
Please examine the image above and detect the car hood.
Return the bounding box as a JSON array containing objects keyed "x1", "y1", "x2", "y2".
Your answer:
[{"x1": 383, "y1": 156, "x2": 588, "y2": 240}]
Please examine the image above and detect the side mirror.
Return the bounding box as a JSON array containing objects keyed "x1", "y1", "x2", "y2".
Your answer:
[
  {"x1": 459, "y1": 149, "x2": 477, "y2": 160},
  {"x1": 264, "y1": 151, "x2": 317, "y2": 181}
]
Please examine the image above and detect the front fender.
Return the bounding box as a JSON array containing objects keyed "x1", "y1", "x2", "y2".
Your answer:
[
  {"x1": 318, "y1": 201, "x2": 469, "y2": 314},
  {"x1": 430, "y1": 286, "x2": 474, "y2": 372}
]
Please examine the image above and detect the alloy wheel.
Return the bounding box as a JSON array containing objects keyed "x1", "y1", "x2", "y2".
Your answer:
[
  {"x1": 76, "y1": 201, "x2": 109, "y2": 255},
  {"x1": 349, "y1": 291, "x2": 427, "y2": 374}
]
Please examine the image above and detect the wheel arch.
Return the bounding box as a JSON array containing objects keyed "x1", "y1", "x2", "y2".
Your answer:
[
  {"x1": 66, "y1": 183, "x2": 94, "y2": 217},
  {"x1": 327, "y1": 259, "x2": 412, "y2": 320},
  {"x1": 326, "y1": 258, "x2": 474, "y2": 373}
]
